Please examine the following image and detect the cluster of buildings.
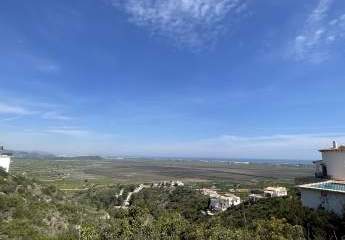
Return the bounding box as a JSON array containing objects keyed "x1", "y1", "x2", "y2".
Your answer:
[
  {"x1": 198, "y1": 141, "x2": 345, "y2": 217},
  {"x1": 152, "y1": 180, "x2": 184, "y2": 188},
  {"x1": 0, "y1": 146, "x2": 11, "y2": 173},
  {"x1": 201, "y1": 185, "x2": 288, "y2": 213},
  {"x1": 299, "y1": 141, "x2": 345, "y2": 216},
  {"x1": 248, "y1": 187, "x2": 288, "y2": 202}
]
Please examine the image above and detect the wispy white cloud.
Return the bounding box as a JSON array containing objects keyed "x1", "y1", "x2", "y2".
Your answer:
[
  {"x1": 112, "y1": 0, "x2": 247, "y2": 49},
  {"x1": 0, "y1": 99, "x2": 66, "y2": 126},
  {"x1": 291, "y1": 0, "x2": 345, "y2": 63},
  {"x1": 46, "y1": 127, "x2": 89, "y2": 137},
  {"x1": 1, "y1": 128, "x2": 343, "y2": 159},
  {"x1": 0, "y1": 102, "x2": 35, "y2": 115},
  {"x1": 130, "y1": 133, "x2": 345, "y2": 159},
  {"x1": 0, "y1": 128, "x2": 119, "y2": 155},
  {"x1": 0, "y1": 98, "x2": 73, "y2": 123},
  {"x1": 42, "y1": 111, "x2": 73, "y2": 121}
]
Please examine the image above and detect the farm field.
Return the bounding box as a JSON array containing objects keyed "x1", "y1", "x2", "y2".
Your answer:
[{"x1": 10, "y1": 158, "x2": 314, "y2": 189}]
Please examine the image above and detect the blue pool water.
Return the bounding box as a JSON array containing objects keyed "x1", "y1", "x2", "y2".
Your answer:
[{"x1": 313, "y1": 182, "x2": 345, "y2": 192}]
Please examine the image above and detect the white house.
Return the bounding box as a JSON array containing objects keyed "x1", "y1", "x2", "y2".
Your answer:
[
  {"x1": 318, "y1": 141, "x2": 345, "y2": 180},
  {"x1": 299, "y1": 181, "x2": 345, "y2": 216},
  {"x1": 200, "y1": 188, "x2": 241, "y2": 212},
  {"x1": 0, "y1": 146, "x2": 11, "y2": 173},
  {"x1": 209, "y1": 194, "x2": 241, "y2": 212},
  {"x1": 299, "y1": 141, "x2": 345, "y2": 216},
  {"x1": 264, "y1": 187, "x2": 288, "y2": 197}
]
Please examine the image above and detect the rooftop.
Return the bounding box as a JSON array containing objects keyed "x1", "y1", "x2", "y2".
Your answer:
[
  {"x1": 299, "y1": 181, "x2": 345, "y2": 193},
  {"x1": 264, "y1": 187, "x2": 287, "y2": 192},
  {"x1": 319, "y1": 141, "x2": 345, "y2": 152},
  {"x1": 319, "y1": 145, "x2": 345, "y2": 152},
  {"x1": 223, "y1": 193, "x2": 240, "y2": 199}
]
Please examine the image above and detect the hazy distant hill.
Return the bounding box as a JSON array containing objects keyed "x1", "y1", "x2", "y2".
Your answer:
[
  {"x1": 52, "y1": 155, "x2": 104, "y2": 160},
  {"x1": 10, "y1": 150, "x2": 104, "y2": 160},
  {"x1": 11, "y1": 150, "x2": 57, "y2": 159}
]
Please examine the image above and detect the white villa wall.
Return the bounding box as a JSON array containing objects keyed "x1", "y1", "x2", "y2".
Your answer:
[
  {"x1": 0, "y1": 156, "x2": 11, "y2": 172},
  {"x1": 300, "y1": 188, "x2": 345, "y2": 216},
  {"x1": 322, "y1": 151, "x2": 345, "y2": 180},
  {"x1": 209, "y1": 195, "x2": 240, "y2": 211},
  {"x1": 264, "y1": 187, "x2": 287, "y2": 197}
]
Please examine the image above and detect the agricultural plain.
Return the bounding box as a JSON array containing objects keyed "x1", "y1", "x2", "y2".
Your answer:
[{"x1": 10, "y1": 158, "x2": 314, "y2": 189}]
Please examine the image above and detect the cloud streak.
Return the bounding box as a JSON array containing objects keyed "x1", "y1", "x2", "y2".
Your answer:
[
  {"x1": 1, "y1": 127, "x2": 343, "y2": 159},
  {"x1": 42, "y1": 111, "x2": 73, "y2": 121},
  {"x1": 129, "y1": 133, "x2": 345, "y2": 160},
  {"x1": 46, "y1": 127, "x2": 89, "y2": 137},
  {"x1": 292, "y1": 0, "x2": 345, "y2": 63},
  {"x1": 0, "y1": 99, "x2": 73, "y2": 123},
  {"x1": 112, "y1": 0, "x2": 247, "y2": 49},
  {"x1": 0, "y1": 102, "x2": 34, "y2": 115}
]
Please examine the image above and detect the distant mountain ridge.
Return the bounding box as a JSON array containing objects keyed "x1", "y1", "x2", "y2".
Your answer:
[
  {"x1": 52, "y1": 155, "x2": 104, "y2": 160},
  {"x1": 11, "y1": 150, "x2": 57, "y2": 159},
  {"x1": 9, "y1": 150, "x2": 104, "y2": 160}
]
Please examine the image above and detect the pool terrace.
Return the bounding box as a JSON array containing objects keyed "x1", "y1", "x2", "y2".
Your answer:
[{"x1": 299, "y1": 180, "x2": 345, "y2": 193}]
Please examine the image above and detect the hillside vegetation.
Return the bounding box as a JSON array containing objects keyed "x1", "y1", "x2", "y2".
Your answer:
[{"x1": 0, "y1": 170, "x2": 344, "y2": 240}]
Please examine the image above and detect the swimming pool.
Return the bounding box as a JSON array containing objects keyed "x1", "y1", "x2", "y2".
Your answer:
[{"x1": 310, "y1": 182, "x2": 345, "y2": 192}]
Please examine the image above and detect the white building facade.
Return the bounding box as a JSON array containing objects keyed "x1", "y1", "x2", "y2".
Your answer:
[
  {"x1": 264, "y1": 187, "x2": 288, "y2": 197},
  {"x1": 299, "y1": 181, "x2": 345, "y2": 216},
  {"x1": 319, "y1": 143, "x2": 345, "y2": 180},
  {"x1": 200, "y1": 188, "x2": 241, "y2": 212},
  {"x1": 209, "y1": 194, "x2": 241, "y2": 212},
  {"x1": 299, "y1": 141, "x2": 345, "y2": 216},
  {"x1": 0, "y1": 146, "x2": 11, "y2": 173}
]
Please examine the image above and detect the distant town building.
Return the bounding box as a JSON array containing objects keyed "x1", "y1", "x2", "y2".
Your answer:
[
  {"x1": 171, "y1": 180, "x2": 184, "y2": 187},
  {"x1": 153, "y1": 180, "x2": 185, "y2": 188},
  {"x1": 176, "y1": 181, "x2": 184, "y2": 186},
  {"x1": 0, "y1": 146, "x2": 11, "y2": 173},
  {"x1": 299, "y1": 141, "x2": 345, "y2": 216},
  {"x1": 264, "y1": 187, "x2": 288, "y2": 198}
]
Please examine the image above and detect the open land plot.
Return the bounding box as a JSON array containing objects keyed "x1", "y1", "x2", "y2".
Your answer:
[{"x1": 10, "y1": 158, "x2": 314, "y2": 188}]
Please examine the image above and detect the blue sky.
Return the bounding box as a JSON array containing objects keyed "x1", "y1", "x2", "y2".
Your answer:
[{"x1": 1, "y1": 0, "x2": 345, "y2": 159}]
